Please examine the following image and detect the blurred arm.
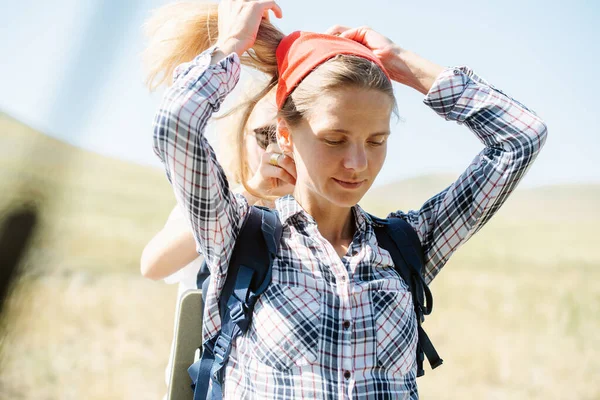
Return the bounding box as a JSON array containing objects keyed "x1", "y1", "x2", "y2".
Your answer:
[
  {"x1": 140, "y1": 190, "x2": 273, "y2": 281},
  {"x1": 140, "y1": 206, "x2": 198, "y2": 281}
]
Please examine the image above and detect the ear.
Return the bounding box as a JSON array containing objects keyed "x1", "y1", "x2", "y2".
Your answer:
[{"x1": 276, "y1": 117, "x2": 294, "y2": 155}]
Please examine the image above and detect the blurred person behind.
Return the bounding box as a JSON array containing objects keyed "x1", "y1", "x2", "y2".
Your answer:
[{"x1": 141, "y1": 3, "x2": 297, "y2": 392}]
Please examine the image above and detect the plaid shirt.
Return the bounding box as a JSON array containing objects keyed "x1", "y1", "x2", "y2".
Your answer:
[{"x1": 153, "y1": 46, "x2": 547, "y2": 399}]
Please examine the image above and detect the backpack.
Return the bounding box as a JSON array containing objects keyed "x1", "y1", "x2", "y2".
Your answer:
[{"x1": 188, "y1": 206, "x2": 443, "y2": 400}]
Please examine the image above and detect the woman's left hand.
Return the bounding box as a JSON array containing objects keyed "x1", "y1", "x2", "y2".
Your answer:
[
  {"x1": 326, "y1": 25, "x2": 397, "y2": 59},
  {"x1": 325, "y1": 25, "x2": 444, "y2": 94},
  {"x1": 325, "y1": 25, "x2": 406, "y2": 80}
]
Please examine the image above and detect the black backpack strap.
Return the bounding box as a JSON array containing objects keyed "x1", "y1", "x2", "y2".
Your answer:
[
  {"x1": 189, "y1": 206, "x2": 282, "y2": 400},
  {"x1": 370, "y1": 214, "x2": 443, "y2": 376}
]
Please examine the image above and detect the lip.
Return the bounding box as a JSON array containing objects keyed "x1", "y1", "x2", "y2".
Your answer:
[{"x1": 333, "y1": 178, "x2": 366, "y2": 189}]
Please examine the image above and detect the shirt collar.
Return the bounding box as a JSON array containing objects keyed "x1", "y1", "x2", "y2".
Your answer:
[
  {"x1": 276, "y1": 195, "x2": 308, "y2": 224},
  {"x1": 275, "y1": 194, "x2": 373, "y2": 233}
]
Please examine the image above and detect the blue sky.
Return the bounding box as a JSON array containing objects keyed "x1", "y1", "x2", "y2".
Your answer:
[{"x1": 1, "y1": 0, "x2": 598, "y2": 188}]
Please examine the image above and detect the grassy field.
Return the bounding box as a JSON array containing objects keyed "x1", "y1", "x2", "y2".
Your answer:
[{"x1": 1, "y1": 113, "x2": 599, "y2": 399}]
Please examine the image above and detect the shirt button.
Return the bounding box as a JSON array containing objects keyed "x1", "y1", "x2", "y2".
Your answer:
[
  {"x1": 343, "y1": 320, "x2": 351, "y2": 330},
  {"x1": 344, "y1": 370, "x2": 352, "y2": 379},
  {"x1": 339, "y1": 275, "x2": 347, "y2": 283}
]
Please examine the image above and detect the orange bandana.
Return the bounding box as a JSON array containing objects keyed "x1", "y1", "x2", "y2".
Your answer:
[{"x1": 275, "y1": 31, "x2": 390, "y2": 109}]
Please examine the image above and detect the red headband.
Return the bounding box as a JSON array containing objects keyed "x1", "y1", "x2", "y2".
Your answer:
[{"x1": 275, "y1": 31, "x2": 390, "y2": 109}]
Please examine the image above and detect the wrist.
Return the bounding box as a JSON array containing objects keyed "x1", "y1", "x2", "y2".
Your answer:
[
  {"x1": 241, "y1": 177, "x2": 261, "y2": 205},
  {"x1": 215, "y1": 38, "x2": 244, "y2": 58},
  {"x1": 209, "y1": 39, "x2": 241, "y2": 65},
  {"x1": 384, "y1": 46, "x2": 444, "y2": 95},
  {"x1": 378, "y1": 45, "x2": 410, "y2": 83}
]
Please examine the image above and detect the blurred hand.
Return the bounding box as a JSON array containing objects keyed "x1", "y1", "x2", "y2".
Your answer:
[
  {"x1": 247, "y1": 143, "x2": 296, "y2": 198},
  {"x1": 326, "y1": 25, "x2": 396, "y2": 57},
  {"x1": 325, "y1": 25, "x2": 413, "y2": 86},
  {"x1": 216, "y1": 0, "x2": 283, "y2": 56}
]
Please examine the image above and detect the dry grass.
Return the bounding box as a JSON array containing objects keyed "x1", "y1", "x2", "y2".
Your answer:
[
  {"x1": 1, "y1": 113, "x2": 599, "y2": 399},
  {"x1": 1, "y1": 275, "x2": 177, "y2": 400}
]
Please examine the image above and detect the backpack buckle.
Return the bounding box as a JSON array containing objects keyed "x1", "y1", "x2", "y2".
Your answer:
[
  {"x1": 229, "y1": 302, "x2": 249, "y2": 324},
  {"x1": 213, "y1": 332, "x2": 232, "y2": 364}
]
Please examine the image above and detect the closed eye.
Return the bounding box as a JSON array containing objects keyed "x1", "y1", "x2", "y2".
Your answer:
[
  {"x1": 324, "y1": 139, "x2": 345, "y2": 146},
  {"x1": 253, "y1": 125, "x2": 277, "y2": 149}
]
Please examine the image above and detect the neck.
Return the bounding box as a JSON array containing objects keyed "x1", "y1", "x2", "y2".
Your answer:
[{"x1": 293, "y1": 187, "x2": 355, "y2": 244}]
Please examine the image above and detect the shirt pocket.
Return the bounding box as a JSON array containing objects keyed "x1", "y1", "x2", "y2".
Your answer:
[
  {"x1": 372, "y1": 288, "x2": 418, "y2": 376},
  {"x1": 247, "y1": 282, "x2": 322, "y2": 371}
]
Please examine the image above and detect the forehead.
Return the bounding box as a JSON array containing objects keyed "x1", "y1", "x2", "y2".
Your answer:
[
  {"x1": 306, "y1": 87, "x2": 393, "y2": 131},
  {"x1": 247, "y1": 94, "x2": 277, "y2": 130}
]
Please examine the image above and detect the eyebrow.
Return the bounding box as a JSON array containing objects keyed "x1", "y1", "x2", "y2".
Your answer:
[{"x1": 321, "y1": 129, "x2": 391, "y2": 136}]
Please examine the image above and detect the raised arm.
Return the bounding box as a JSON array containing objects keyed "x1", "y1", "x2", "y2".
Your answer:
[
  {"x1": 152, "y1": 1, "x2": 282, "y2": 280},
  {"x1": 396, "y1": 65, "x2": 547, "y2": 284},
  {"x1": 327, "y1": 25, "x2": 548, "y2": 283},
  {"x1": 152, "y1": 47, "x2": 246, "y2": 278}
]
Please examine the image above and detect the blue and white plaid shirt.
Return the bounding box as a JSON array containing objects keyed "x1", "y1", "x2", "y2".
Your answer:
[{"x1": 153, "y1": 46, "x2": 547, "y2": 399}]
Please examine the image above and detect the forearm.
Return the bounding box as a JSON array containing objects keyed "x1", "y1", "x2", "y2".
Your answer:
[
  {"x1": 425, "y1": 67, "x2": 548, "y2": 155},
  {"x1": 140, "y1": 228, "x2": 198, "y2": 280},
  {"x1": 382, "y1": 45, "x2": 445, "y2": 95}
]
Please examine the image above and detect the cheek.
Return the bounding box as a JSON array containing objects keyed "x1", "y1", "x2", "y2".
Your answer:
[
  {"x1": 245, "y1": 139, "x2": 262, "y2": 173},
  {"x1": 372, "y1": 146, "x2": 387, "y2": 171},
  {"x1": 295, "y1": 145, "x2": 333, "y2": 175}
]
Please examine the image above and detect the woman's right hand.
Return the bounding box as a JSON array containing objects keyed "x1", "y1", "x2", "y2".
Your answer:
[{"x1": 216, "y1": 0, "x2": 283, "y2": 57}]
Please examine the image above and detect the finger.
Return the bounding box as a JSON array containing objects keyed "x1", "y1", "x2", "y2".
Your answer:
[
  {"x1": 257, "y1": 0, "x2": 283, "y2": 19},
  {"x1": 339, "y1": 26, "x2": 369, "y2": 44},
  {"x1": 325, "y1": 25, "x2": 351, "y2": 35},
  {"x1": 265, "y1": 142, "x2": 282, "y2": 153},
  {"x1": 263, "y1": 150, "x2": 282, "y2": 168},
  {"x1": 276, "y1": 154, "x2": 297, "y2": 179},
  {"x1": 274, "y1": 166, "x2": 297, "y2": 186},
  {"x1": 264, "y1": 164, "x2": 296, "y2": 185},
  {"x1": 262, "y1": 10, "x2": 270, "y2": 22}
]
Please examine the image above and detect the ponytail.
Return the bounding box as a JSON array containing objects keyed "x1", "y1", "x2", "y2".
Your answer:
[
  {"x1": 143, "y1": 1, "x2": 284, "y2": 200},
  {"x1": 143, "y1": 1, "x2": 283, "y2": 90}
]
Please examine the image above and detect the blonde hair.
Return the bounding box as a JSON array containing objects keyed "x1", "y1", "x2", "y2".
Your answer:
[{"x1": 143, "y1": 1, "x2": 396, "y2": 200}]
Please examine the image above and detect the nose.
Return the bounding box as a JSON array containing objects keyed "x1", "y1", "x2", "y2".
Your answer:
[{"x1": 343, "y1": 144, "x2": 368, "y2": 173}]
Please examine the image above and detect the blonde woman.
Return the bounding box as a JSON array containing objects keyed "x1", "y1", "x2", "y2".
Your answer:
[
  {"x1": 142, "y1": 8, "x2": 296, "y2": 392},
  {"x1": 141, "y1": 92, "x2": 294, "y2": 394},
  {"x1": 140, "y1": 92, "x2": 294, "y2": 283},
  {"x1": 151, "y1": 0, "x2": 547, "y2": 398}
]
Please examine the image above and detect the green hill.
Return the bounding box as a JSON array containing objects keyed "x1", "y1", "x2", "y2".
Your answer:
[
  {"x1": 361, "y1": 174, "x2": 600, "y2": 221},
  {"x1": 0, "y1": 112, "x2": 176, "y2": 274},
  {"x1": 361, "y1": 173, "x2": 600, "y2": 273}
]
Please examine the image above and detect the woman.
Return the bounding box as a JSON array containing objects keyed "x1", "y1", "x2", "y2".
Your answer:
[
  {"x1": 141, "y1": 0, "x2": 297, "y2": 282},
  {"x1": 142, "y1": 8, "x2": 296, "y2": 391},
  {"x1": 140, "y1": 91, "x2": 294, "y2": 283},
  {"x1": 152, "y1": 0, "x2": 548, "y2": 398},
  {"x1": 142, "y1": 90, "x2": 294, "y2": 394}
]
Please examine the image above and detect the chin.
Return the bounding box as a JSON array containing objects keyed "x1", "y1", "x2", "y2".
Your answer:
[{"x1": 327, "y1": 188, "x2": 368, "y2": 208}]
